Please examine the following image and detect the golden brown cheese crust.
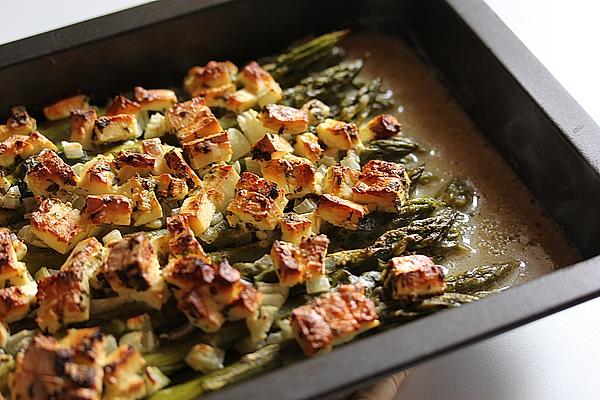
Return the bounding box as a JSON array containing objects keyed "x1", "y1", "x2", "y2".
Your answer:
[
  {"x1": 155, "y1": 173, "x2": 188, "y2": 200},
  {"x1": 271, "y1": 241, "x2": 304, "y2": 287},
  {"x1": 0, "y1": 285, "x2": 34, "y2": 323},
  {"x1": 82, "y1": 195, "x2": 133, "y2": 226},
  {"x1": 321, "y1": 165, "x2": 360, "y2": 200},
  {"x1": 261, "y1": 156, "x2": 316, "y2": 199},
  {"x1": 166, "y1": 214, "x2": 208, "y2": 259},
  {"x1": 25, "y1": 149, "x2": 79, "y2": 197},
  {"x1": 102, "y1": 233, "x2": 166, "y2": 309},
  {"x1": 106, "y1": 95, "x2": 141, "y2": 117},
  {"x1": 70, "y1": 108, "x2": 98, "y2": 150},
  {"x1": 293, "y1": 132, "x2": 323, "y2": 164},
  {"x1": 316, "y1": 119, "x2": 360, "y2": 150},
  {"x1": 30, "y1": 198, "x2": 91, "y2": 254},
  {"x1": 166, "y1": 97, "x2": 222, "y2": 143},
  {"x1": 114, "y1": 151, "x2": 156, "y2": 181},
  {"x1": 352, "y1": 160, "x2": 411, "y2": 213},
  {"x1": 4, "y1": 106, "x2": 37, "y2": 137},
  {"x1": 280, "y1": 213, "x2": 313, "y2": 244},
  {"x1": 251, "y1": 133, "x2": 292, "y2": 161},
  {"x1": 382, "y1": 255, "x2": 446, "y2": 303},
  {"x1": 103, "y1": 233, "x2": 157, "y2": 292},
  {"x1": 226, "y1": 173, "x2": 287, "y2": 231},
  {"x1": 183, "y1": 61, "x2": 238, "y2": 97},
  {"x1": 12, "y1": 332, "x2": 106, "y2": 400},
  {"x1": 182, "y1": 131, "x2": 232, "y2": 170},
  {"x1": 62, "y1": 327, "x2": 108, "y2": 366},
  {"x1": 134, "y1": 86, "x2": 177, "y2": 112},
  {"x1": 165, "y1": 257, "x2": 260, "y2": 331},
  {"x1": 0, "y1": 131, "x2": 57, "y2": 168},
  {"x1": 43, "y1": 95, "x2": 89, "y2": 121},
  {"x1": 164, "y1": 149, "x2": 201, "y2": 190},
  {"x1": 316, "y1": 194, "x2": 367, "y2": 230},
  {"x1": 238, "y1": 62, "x2": 283, "y2": 106},
  {"x1": 92, "y1": 114, "x2": 139, "y2": 146},
  {"x1": 299, "y1": 234, "x2": 329, "y2": 279},
  {"x1": 260, "y1": 104, "x2": 309, "y2": 134},
  {"x1": 271, "y1": 234, "x2": 329, "y2": 287},
  {"x1": 239, "y1": 61, "x2": 276, "y2": 93},
  {"x1": 103, "y1": 344, "x2": 146, "y2": 400},
  {"x1": 223, "y1": 89, "x2": 257, "y2": 113},
  {"x1": 78, "y1": 155, "x2": 117, "y2": 195},
  {"x1": 291, "y1": 285, "x2": 379, "y2": 356},
  {"x1": 36, "y1": 269, "x2": 89, "y2": 333},
  {"x1": 0, "y1": 228, "x2": 21, "y2": 281},
  {"x1": 368, "y1": 114, "x2": 402, "y2": 139}
]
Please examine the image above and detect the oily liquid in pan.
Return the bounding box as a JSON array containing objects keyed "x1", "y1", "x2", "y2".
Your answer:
[{"x1": 343, "y1": 32, "x2": 580, "y2": 282}]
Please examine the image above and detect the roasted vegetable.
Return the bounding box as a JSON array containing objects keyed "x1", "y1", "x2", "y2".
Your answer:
[
  {"x1": 261, "y1": 30, "x2": 348, "y2": 86},
  {"x1": 0, "y1": 29, "x2": 532, "y2": 399},
  {"x1": 445, "y1": 261, "x2": 520, "y2": 294}
]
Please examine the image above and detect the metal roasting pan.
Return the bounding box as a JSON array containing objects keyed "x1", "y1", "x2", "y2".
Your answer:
[{"x1": 1, "y1": 0, "x2": 600, "y2": 398}]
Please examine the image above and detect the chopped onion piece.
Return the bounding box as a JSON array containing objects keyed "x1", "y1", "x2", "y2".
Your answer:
[
  {"x1": 341, "y1": 150, "x2": 361, "y2": 171},
  {"x1": 228, "y1": 127, "x2": 252, "y2": 160},
  {"x1": 293, "y1": 198, "x2": 318, "y2": 214},
  {"x1": 61, "y1": 141, "x2": 85, "y2": 159},
  {"x1": 185, "y1": 344, "x2": 225, "y2": 373},
  {"x1": 306, "y1": 275, "x2": 331, "y2": 294},
  {"x1": 102, "y1": 229, "x2": 123, "y2": 245},
  {"x1": 144, "y1": 113, "x2": 169, "y2": 139}
]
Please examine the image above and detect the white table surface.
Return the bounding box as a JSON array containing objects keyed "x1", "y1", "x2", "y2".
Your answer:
[{"x1": 2, "y1": 1, "x2": 600, "y2": 399}]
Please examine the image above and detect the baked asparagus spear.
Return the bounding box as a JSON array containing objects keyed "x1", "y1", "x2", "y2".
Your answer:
[
  {"x1": 360, "y1": 136, "x2": 420, "y2": 165},
  {"x1": 145, "y1": 322, "x2": 249, "y2": 375},
  {"x1": 338, "y1": 77, "x2": 393, "y2": 123},
  {"x1": 326, "y1": 209, "x2": 458, "y2": 275},
  {"x1": 436, "y1": 178, "x2": 477, "y2": 212},
  {"x1": 445, "y1": 261, "x2": 520, "y2": 294},
  {"x1": 150, "y1": 343, "x2": 289, "y2": 400},
  {"x1": 327, "y1": 197, "x2": 443, "y2": 250},
  {"x1": 261, "y1": 30, "x2": 348, "y2": 87},
  {"x1": 283, "y1": 59, "x2": 363, "y2": 108},
  {"x1": 381, "y1": 292, "x2": 480, "y2": 321}
]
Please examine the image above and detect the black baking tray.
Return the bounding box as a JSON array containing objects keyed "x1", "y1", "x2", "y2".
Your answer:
[{"x1": 2, "y1": 0, "x2": 600, "y2": 399}]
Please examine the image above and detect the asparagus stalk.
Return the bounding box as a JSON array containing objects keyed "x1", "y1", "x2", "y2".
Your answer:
[
  {"x1": 436, "y1": 178, "x2": 477, "y2": 212},
  {"x1": 338, "y1": 77, "x2": 392, "y2": 123},
  {"x1": 283, "y1": 59, "x2": 363, "y2": 108},
  {"x1": 150, "y1": 344, "x2": 287, "y2": 400},
  {"x1": 360, "y1": 136, "x2": 420, "y2": 165},
  {"x1": 327, "y1": 197, "x2": 443, "y2": 250},
  {"x1": 381, "y1": 292, "x2": 480, "y2": 321},
  {"x1": 208, "y1": 241, "x2": 271, "y2": 264},
  {"x1": 261, "y1": 30, "x2": 349, "y2": 87},
  {"x1": 445, "y1": 261, "x2": 520, "y2": 294},
  {"x1": 145, "y1": 322, "x2": 249, "y2": 375},
  {"x1": 326, "y1": 209, "x2": 458, "y2": 276}
]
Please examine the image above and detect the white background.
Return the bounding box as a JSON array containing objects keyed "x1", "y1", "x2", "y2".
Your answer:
[{"x1": 1, "y1": 1, "x2": 599, "y2": 399}]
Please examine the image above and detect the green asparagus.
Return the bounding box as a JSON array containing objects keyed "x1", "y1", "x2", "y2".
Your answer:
[
  {"x1": 381, "y1": 292, "x2": 480, "y2": 321},
  {"x1": 261, "y1": 30, "x2": 348, "y2": 87},
  {"x1": 360, "y1": 136, "x2": 420, "y2": 164},
  {"x1": 150, "y1": 343, "x2": 289, "y2": 400},
  {"x1": 325, "y1": 209, "x2": 458, "y2": 275},
  {"x1": 445, "y1": 261, "x2": 520, "y2": 294},
  {"x1": 436, "y1": 178, "x2": 477, "y2": 212},
  {"x1": 283, "y1": 59, "x2": 363, "y2": 108},
  {"x1": 327, "y1": 197, "x2": 443, "y2": 250},
  {"x1": 338, "y1": 77, "x2": 391, "y2": 123}
]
